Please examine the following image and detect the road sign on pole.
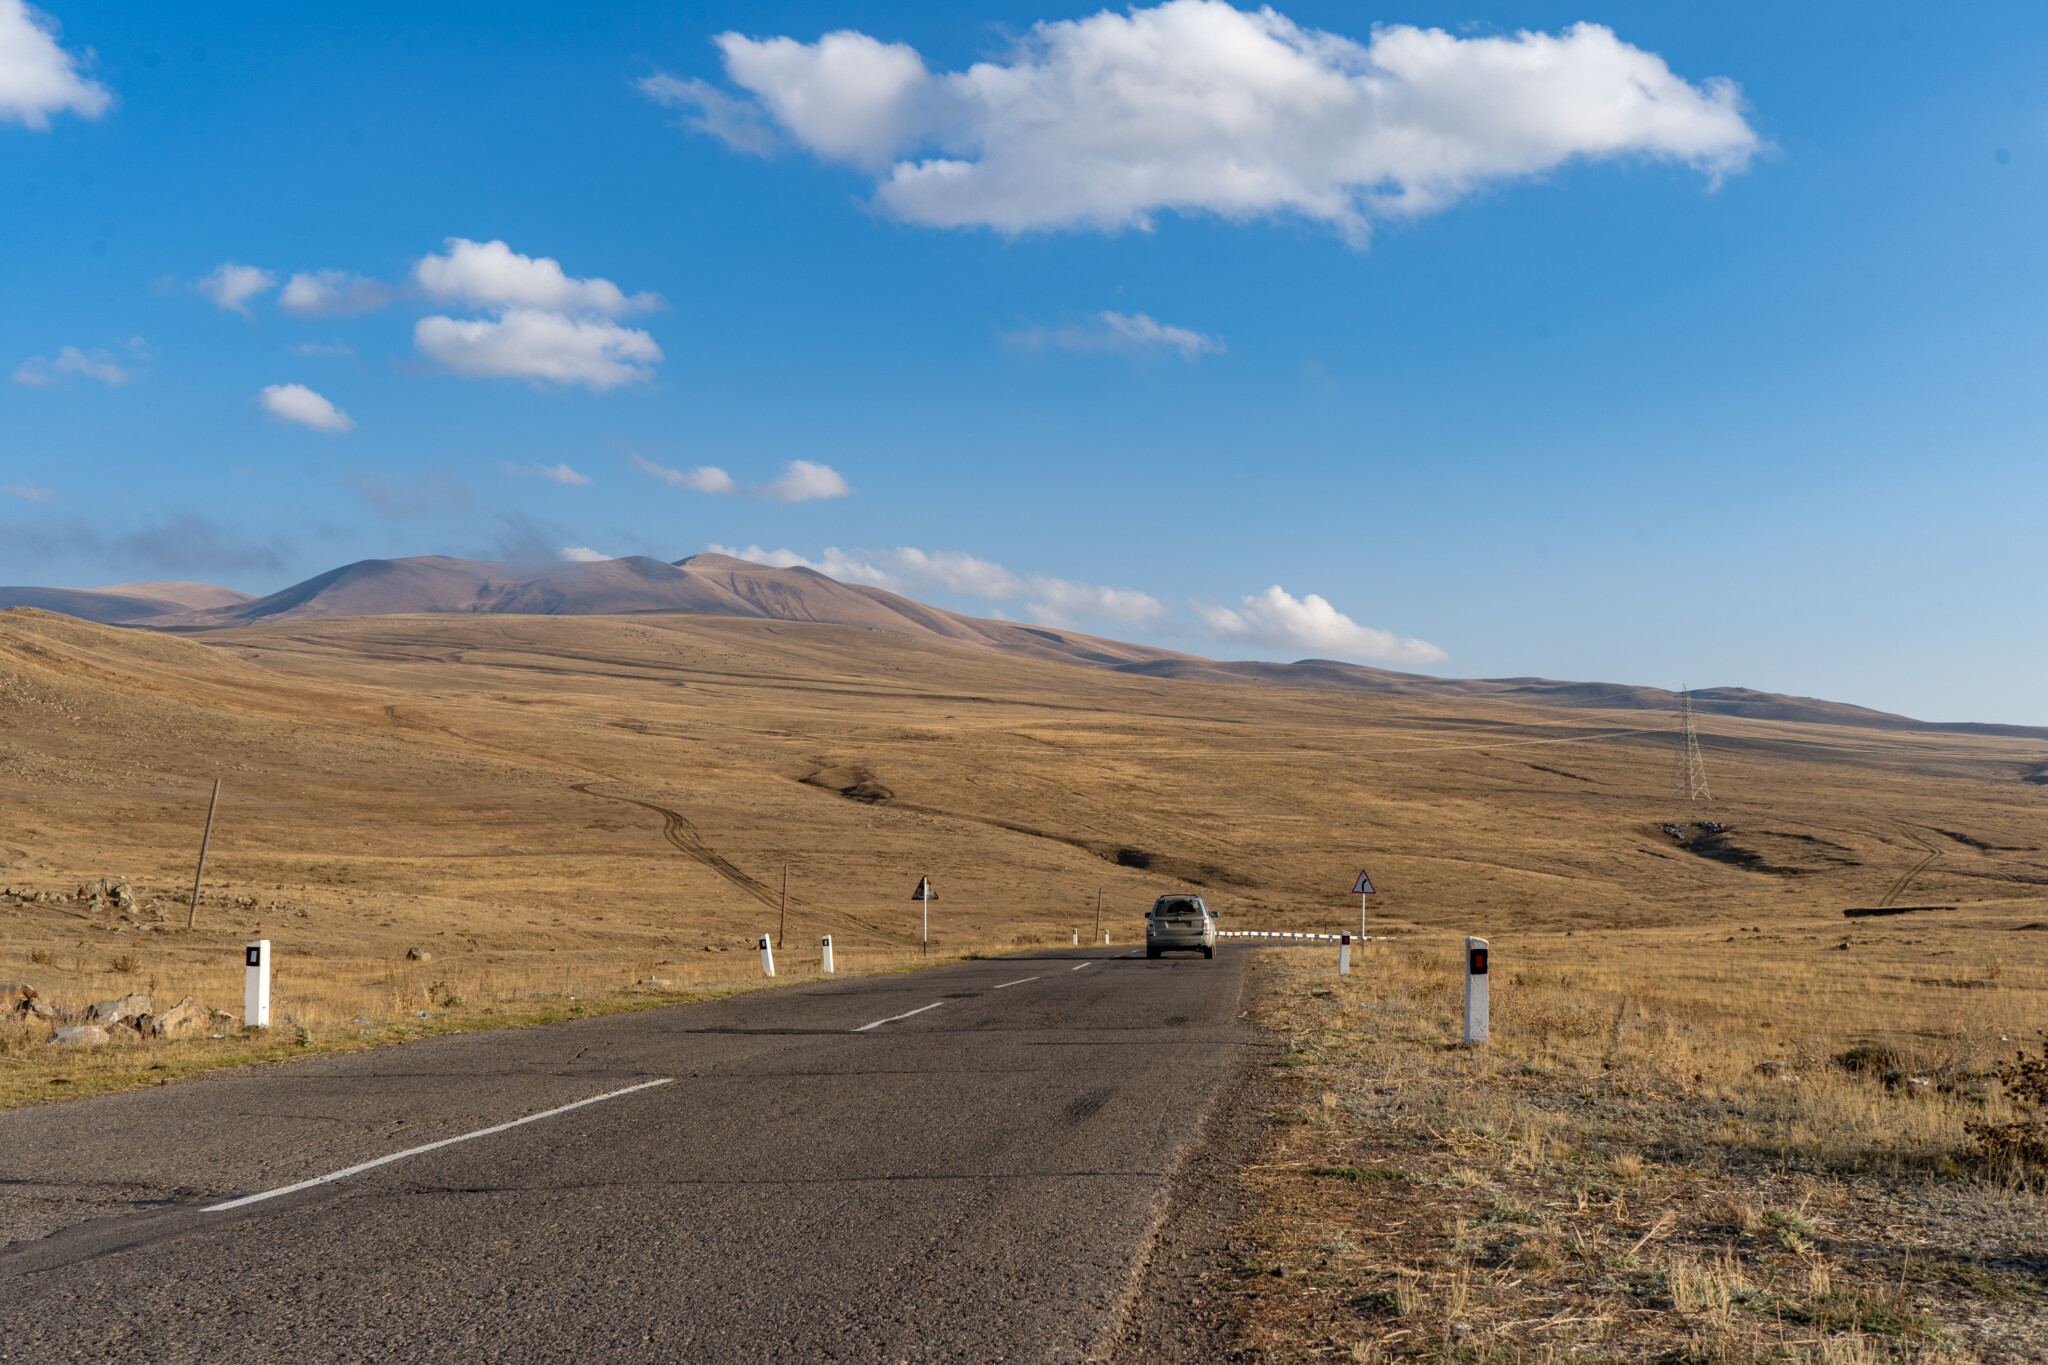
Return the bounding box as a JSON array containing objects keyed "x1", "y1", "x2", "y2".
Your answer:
[
  {"x1": 1350, "y1": 868, "x2": 1378, "y2": 938},
  {"x1": 911, "y1": 877, "x2": 936, "y2": 956}
]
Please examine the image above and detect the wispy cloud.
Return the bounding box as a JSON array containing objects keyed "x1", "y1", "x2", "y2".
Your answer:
[
  {"x1": 631, "y1": 452, "x2": 737, "y2": 494},
  {"x1": 197, "y1": 262, "x2": 276, "y2": 315},
  {"x1": 289, "y1": 341, "x2": 354, "y2": 357},
  {"x1": 13, "y1": 339, "x2": 147, "y2": 386},
  {"x1": 707, "y1": 543, "x2": 1163, "y2": 624},
  {"x1": 257, "y1": 382, "x2": 354, "y2": 432},
  {"x1": 280, "y1": 270, "x2": 393, "y2": 317},
  {"x1": 2, "y1": 484, "x2": 52, "y2": 502},
  {"x1": 1199, "y1": 585, "x2": 1445, "y2": 664},
  {"x1": 346, "y1": 470, "x2": 474, "y2": 519},
  {"x1": 0, "y1": 511, "x2": 286, "y2": 577},
  {"x1": 557, "y1": 546, "x2": 612, "y2": 562},
  {"x1": 504, "y1": 461, "x2": 593, "y2": 486},
  {"x1": 758, "y1": 459, "x2": 850, "y2": 502},
  {"x1": 1010, "y1": 310, "x2": 1222, "y2": 361}
]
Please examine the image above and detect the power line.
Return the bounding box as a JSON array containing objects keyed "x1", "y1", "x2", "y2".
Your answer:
[{"x1": 1669, "y1": 685, "x2": 1711, "y2": 802}]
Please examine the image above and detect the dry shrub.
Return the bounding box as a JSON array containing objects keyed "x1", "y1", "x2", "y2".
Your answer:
[
  {"x1": 1965, "y1": 1036, "x2": 2048, "y2": 1168},
  {"x1": 108, "y1": 955, "x2": 139, "y2": 974}
]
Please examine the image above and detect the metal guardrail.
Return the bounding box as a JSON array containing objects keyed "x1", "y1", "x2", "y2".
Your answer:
[{"x1": 1217, "y1": 931, "x2": 1394, "y2": 942}]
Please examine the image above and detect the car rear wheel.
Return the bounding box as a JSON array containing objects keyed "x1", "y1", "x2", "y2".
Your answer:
[
  {"x1": 1202, "y1": 946, "x2": 1214, "y2": 959},
  {"x1": 1146, "y1": 945, "x2": 1161, "y2": 959}
]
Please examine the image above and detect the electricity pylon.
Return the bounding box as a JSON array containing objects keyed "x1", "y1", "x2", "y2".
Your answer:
[{"x1": 1670, "y1": 685, "x2": 1711, "y2": 802}]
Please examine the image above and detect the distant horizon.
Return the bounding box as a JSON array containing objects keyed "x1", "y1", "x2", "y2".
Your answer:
[{"x1": 10, "y1": 546, "x2": 2045, "y2": 732}]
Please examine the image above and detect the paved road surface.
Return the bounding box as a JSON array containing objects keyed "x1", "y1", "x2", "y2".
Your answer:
[{"x1": 0, "y1": 946, "x2": 1252, "y2": 1362}]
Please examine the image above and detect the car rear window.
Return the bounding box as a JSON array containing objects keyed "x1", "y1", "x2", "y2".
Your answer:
[{"x1": 1154, "y1": 899, "x2": 1204, "y2": 915}]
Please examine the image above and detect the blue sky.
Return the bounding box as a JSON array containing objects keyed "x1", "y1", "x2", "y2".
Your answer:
[{"x1": 3, "y1": 0, "x2": 2045, "y2": 724}]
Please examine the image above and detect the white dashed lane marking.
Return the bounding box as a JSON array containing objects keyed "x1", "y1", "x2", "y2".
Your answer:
[{"x1": 852, "y1": 1001, "x2": 946, "y2": 1033}]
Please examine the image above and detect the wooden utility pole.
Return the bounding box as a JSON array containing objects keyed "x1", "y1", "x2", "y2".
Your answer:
[
  {"x1": 777, "y1": 863, "x2": 789, "y2": 949},
  {"x1": 187, "y1": 778, "x2": 221, "y2": 929},
  {"x1": 1094, "y1": 888, "x2": 1103, "y2": 946}
]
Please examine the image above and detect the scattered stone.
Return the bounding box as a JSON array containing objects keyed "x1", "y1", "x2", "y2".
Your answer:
[
  {"x1": 88, "y1": 992, "x2": 153, "y2": 1025},
  {"x1": 406, "y1": 947, "x2": 433, "y2": 962},
  {"x1": 51, "y1": 1024, "x2": 109, "y2": 1047},
  {"x1": 637, "y1": 977, "x2": 674, "y2": 989},
  {"x1": 1753, "y1": 1060, "x2": 1798, "y2": 1081},
  {"x1": 150, "y1": 995, "x2": 208, "y2": 1039},
  {"x1": 113, "y1": 883, "x2": 135, "y2": 910},
  {"x1": 1905, "y1": 1076, "x2": 1933, "y2": 1096}
]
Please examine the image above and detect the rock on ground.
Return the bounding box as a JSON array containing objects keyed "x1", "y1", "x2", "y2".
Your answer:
[{"x1": 50, "y1": 1024, "x2": 110, "y2": 1047}]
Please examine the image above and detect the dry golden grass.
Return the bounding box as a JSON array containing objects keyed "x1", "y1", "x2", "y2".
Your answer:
[
  {"x1": 3, "y1": 604, "x2": 2047, "y2": 1353},
  {"x1": 1227, "y1": 932, "x2": 2048, "y2": 1362}
]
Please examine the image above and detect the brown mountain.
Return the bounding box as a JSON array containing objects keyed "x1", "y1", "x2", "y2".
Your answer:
[
  {"x1": 20, "y1": 552, "x2": 2037, "y2": 739},
  {"x1": 0, "y1": 580, "x2": 254, "y2": 624},
  {"x1": 149, "y1": 554, "x2": 1193, "y2": 670}
]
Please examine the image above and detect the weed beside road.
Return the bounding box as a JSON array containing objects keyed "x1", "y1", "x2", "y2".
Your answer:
[{"x1": 1222, "y1": 931, "x2": 2048, "y2": 1362}]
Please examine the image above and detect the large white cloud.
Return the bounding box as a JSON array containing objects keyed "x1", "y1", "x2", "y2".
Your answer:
[
  {"x1": 658, "y1": 2, "x2": 1760, "y2": 239},
  {"x1": 709, "y1": 542, "x2": 1165, "y2": 625},
  {"x1": 1200, "y1": 585, "x2": 1444, "y2": 663},
  {"x1": 256, "y1": 382, "x2": 354, "y2": 432},
  {"x1": 414, "y1": 309, "x2": 662, "y2": 390},
  {"x1": 0, "y1": 0, "x2": 110, "y2": 128},
  {"x1": 413, "y1": 238, "x2": 659, "y2": 316},
  {"x1": 197, "y1": 263, "x2": 276, "y2": 315},
  {"x1": 280, "y1": 270, "x2": 393, "y2": 317},
  {"x1": 411, "y1": 240, "x2": 663, "y2": 389}
]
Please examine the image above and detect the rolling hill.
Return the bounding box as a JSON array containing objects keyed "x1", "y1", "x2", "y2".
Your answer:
[{"x1": 7, "y1": 553, "x2": 2041, "y2": 738}]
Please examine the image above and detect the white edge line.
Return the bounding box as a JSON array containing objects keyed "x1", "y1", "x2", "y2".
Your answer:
[
  {"x1": 1071, "y1": 961, "x2": 1092, "y2": 971},
  {"x1": 203, "y1": 1077, "x2": 675, "y2": 1213},
  {"x1": 852, "y1": 1000, "x2": 945, "y2": 1033},
  {"x1": 993, "y1": 976, "x2": 1040, "y2": 989}
]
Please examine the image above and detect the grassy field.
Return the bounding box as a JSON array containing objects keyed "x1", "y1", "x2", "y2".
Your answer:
[
  {"x1": 3, "y1": 604, "x2": 2046, "y2": 1357},
  {"x1": 1225, "y1": 928, "x2": 2047, "y2": 1362}
]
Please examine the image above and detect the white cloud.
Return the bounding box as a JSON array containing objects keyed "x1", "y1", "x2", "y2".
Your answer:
[
  {"x1": 557, "y1": 546, "x2": 612, "y2": 562},
  {"x1": 0, "y1": 0, "x2": 111, "y2": 128},
  {"x1": 409, "y1": 240, "x2": 663, "y2": 390},
  {"x1": 631, "y1": 452, "x2": 737, "y2": 493},
  {"x1": 414, "y1": 309, "x2": 662, "y2": 390},
  {"x1": 504, "y1": 461, "x2": 593, "y2": 486},
  {"x1": 669, "y1": 2, "x2": 1760, "y2": 240},
  {"x1": 13, "y1": 343, "x2": 137, "y2": 386},
  {"x1": 256, "y1": 382, "x2": 354, "y2": 433},
  {"x1": 413, "y1": 238, "x2": 659, "y2": 316},
  {"x1": 1013, "y1": 310, "x2": 1222, "y2": 361},
  {"x1": 758, "y1": 459, "x2": 851, "y2": 502},
  {"x1": 639, "y1": 73, "x2": 780, "y2": 156},
  {"x1": 279, "y1": 270, "x2": 393, "y2": 317},
  {"x1": 1199, "y1": 585, "x2": 1445, "y2": 664},
  {"x1": 707, "y1": 543, "x2": 1164, "y2": 624},
  {"x1": 197, "y1": 262, "x2": 276, "y2": 315},
  {"x1": 2, "y1": 483, "x2": 51, "y2": 501}
]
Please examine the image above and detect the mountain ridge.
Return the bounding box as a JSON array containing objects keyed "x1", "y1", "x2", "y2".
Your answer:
[{"x1": 5, "y1": 554, "x2": 2041, "y2": 739}]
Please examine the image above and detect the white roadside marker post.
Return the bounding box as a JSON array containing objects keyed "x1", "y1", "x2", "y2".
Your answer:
[
  {"x1": 244, "y1": 939, "x2": 270, "y2": 1028},
  {"x1": 1071, "y1": 929, "x2": 1078, "y2": 946},
  {"x1": 821, "y1": 934, "x2": 834, "y2": 974},
  {"x1": 758, "y1": 934, "x2": 775, "y2": 978},
  {"x1": 1338, "y1": 933, "x2": 1351, "y2": 976},
  {"x1": 1464, "y1": 936, "x2": 1490, "y2": 1044}
]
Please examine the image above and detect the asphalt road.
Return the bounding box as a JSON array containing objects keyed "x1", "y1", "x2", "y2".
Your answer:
[{"x1": 0, "y1": 945, "x2": 1253, "y2": 1362}]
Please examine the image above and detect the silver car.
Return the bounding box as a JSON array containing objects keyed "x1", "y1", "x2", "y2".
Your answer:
[{"x1": 1145, "y1": 895, "x2": 1217, "y2": 959}]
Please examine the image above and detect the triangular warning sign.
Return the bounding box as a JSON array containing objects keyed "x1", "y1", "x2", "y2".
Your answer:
[
  {"x1": 911, "y1": 876, "x2": 936, "y2": 901},
  {"x1": 1351, "y1": 869, "x2": 1377, "y2": 895}
]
